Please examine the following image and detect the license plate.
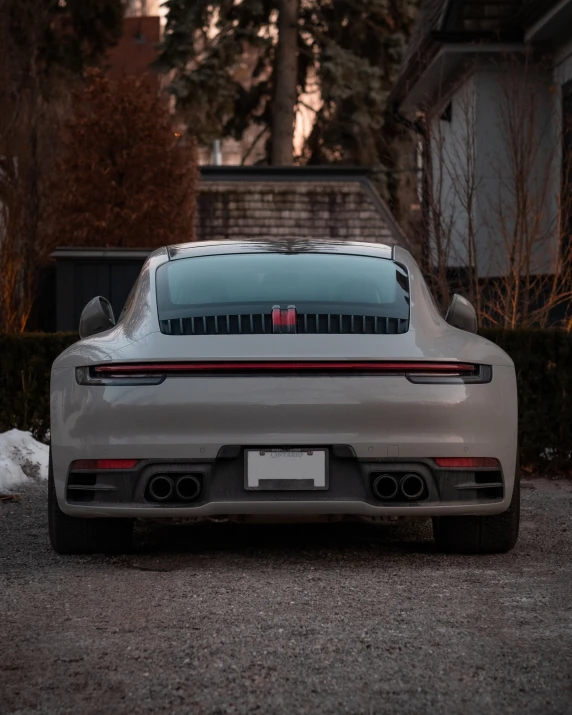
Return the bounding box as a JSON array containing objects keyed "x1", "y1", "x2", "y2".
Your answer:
[{"x1": 245, "y1": 449, "x2": 328, "y2": 490}]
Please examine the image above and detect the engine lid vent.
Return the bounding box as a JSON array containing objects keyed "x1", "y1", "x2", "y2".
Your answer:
[{"x1": 160, "y1": 313, "x2": 408, "y2": 336}]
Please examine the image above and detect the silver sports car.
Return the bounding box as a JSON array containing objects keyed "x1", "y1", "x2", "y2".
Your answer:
[{"x1": 49, "y1": 239, "x2": 519, "y2": 554}]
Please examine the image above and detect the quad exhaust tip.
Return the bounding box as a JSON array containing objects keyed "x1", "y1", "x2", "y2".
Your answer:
[
  {"x1": 400, "y1": 473, "x2": 425, "y2": 500},
  {"x1": 148, "y1": 475, "x2": 175, "y2": 502},
  {"x1": 148, "y1": 474, "x2": 202, "y2": 503},
  {"x1": 372, "y1": 474, "x2": 400, "y2": 500},
  {"x1": 371, "y1": 472, "x2": 427, "y2": 502},
  {"x1": 175, "y1": 475, "x2": 202, "y2": 501}
]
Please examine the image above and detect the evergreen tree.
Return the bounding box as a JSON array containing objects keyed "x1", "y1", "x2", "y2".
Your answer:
[
  {"x1": 301, "y1": 1, "x2": 418, "y2": 166},
  {"x1": 5, "y1": 0, "x2": 124, "y2": 84},
  {"x1": 157, "y1": 0, "x2": 418, "y2": 166}
]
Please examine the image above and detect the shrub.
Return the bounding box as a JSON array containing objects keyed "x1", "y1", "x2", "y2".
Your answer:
[
  {"x1": 0, "y1": 329, "x2": 571, "y2": 473},
  {"x1": 47, "y1": 71, "x2": 198, "y2": 250},
  {"x1": 481, "y1": 328, "x2": 572, "y2": 474},
  {"x1": 0, "y1": 333, "x2": 77, "y2": 442}
]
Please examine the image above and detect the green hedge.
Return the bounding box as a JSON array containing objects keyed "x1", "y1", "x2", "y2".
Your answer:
[
  {"x1": 0, "y1": 333, "x2": 78, "y2": 442},
  {"x1": 0, "y1": 330, "x2": 570, "y2": 473},
  {"x1": 481, "y1": 329, "x2": 572, "y2": 473}
]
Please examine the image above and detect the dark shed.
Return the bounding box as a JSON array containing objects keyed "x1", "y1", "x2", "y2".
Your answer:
[{"x1": 53, "y1": 248, "x2": 150, "y2": 332}]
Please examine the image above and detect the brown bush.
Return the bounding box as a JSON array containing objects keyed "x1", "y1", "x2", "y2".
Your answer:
[{"x1": 47, "y1": 71, "x2": 198, "y2": 249}]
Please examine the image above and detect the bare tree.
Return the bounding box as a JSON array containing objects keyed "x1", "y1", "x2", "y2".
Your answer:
[
  {"x1": 483, "y1": 57, "x2": 572, "y2": 328},
  {"x1": 421, "y1": 54, "x2": 572, "y2": 328},
  {"x1": 420, "y1": 77, "x2": 481, "y2": 315},
  {"x1": 0, "y1": 0, "x2": 56, "y2": 332}
]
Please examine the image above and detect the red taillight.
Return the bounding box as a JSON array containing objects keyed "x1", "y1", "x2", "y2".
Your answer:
[
  {"x1": 271, "y1": 305, "x2": 297, "y2": 333},
  {"x1": 287, "y1": 306, "x2": 296, "y2": 329},
  {"x1": 92, "y1": 361, "x2": 478, "y2": 375},
  {"x1": 71, "y1": 459, "x2": 138, "y2": 470},
  {"x1": 434, "y1": 457, "x2": 500, "y2": 468},
  {"x1": 271, "y1": 306, "x2": 281, "y2": 329}
]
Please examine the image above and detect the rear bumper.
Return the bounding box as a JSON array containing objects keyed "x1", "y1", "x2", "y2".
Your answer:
[{"x1": 51, "y1": 366, "x2": 518, "y2": 517}]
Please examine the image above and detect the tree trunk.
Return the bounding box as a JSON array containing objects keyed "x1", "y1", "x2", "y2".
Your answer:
[{"x1": 271, "y1": 0, "x2": 298, "y2": 166}]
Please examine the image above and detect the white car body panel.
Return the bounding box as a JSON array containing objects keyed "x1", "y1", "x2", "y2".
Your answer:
[{"x1": 50, "y1": 241, "x2": 518, "y2": 519}]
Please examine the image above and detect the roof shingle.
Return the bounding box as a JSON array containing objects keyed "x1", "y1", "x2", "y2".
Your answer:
[{"x1": 196, "y1": 169, "x2": 410, "y2": 249}]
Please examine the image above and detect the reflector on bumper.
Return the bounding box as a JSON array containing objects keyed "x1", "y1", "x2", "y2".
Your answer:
[
  {"x1": 434, "y1": 457, "x2": 500, "y2": 468},
  {"x1": 71, "y1": 459, "x2": 138, "y2": 470}
]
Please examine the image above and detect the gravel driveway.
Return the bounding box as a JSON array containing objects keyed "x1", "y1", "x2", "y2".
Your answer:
[{"x1": 0, "y1": 480, "x2": 571, "y2": 715}]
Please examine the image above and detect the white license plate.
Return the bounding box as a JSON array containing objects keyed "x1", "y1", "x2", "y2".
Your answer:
[{"x1": 245, "y1": 449, "x2": 328, "y2": 490}]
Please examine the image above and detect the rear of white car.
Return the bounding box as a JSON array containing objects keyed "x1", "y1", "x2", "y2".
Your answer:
[{"x1": 49, "y1": 241, "x2": 519, "y2": 554}]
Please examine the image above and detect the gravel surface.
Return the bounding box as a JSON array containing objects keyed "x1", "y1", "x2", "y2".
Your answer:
[{"x1": 0, "y1": 481, "x2": 571, "y2": 715}]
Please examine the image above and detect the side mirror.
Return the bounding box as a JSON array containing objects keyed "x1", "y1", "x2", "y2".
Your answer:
[
  {"x1": 445, "y1": 293, "x2": 477, "y2": 333},
  {"x1": 79, "y1": 296, "x2": 115, "y2": 339}
]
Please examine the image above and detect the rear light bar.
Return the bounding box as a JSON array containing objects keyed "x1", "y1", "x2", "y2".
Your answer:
[
  {"x1": 71, "y1": 459, "x2": 138, "y2": 470},
  {"x1": 434, "y1": 458, "x2": 500, "y2": 468},
  {"x1": 90, "y1": 361, "x2": 479, "y2": 373},
  {"x1": 76, "y1": 362, "x2": 492, "y2": 384}
]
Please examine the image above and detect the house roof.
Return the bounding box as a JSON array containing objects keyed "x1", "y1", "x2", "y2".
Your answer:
[
  {"x1": 520, "y1": 0, "x2": 569, "y2": 27},
  {"x1": 391, "y1": 0, "x2": 569, "y2": 109},
  {"x1": 391, "y1": 0, "x2": 447, "y2": 111},
  {"x1": 196, "y1": 167, "x2": 411, "y2": 250}
]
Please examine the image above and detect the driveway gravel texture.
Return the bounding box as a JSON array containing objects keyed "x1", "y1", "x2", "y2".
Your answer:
[{"x1": 0, "y1": 480, "x2": 571, "y2": 715}]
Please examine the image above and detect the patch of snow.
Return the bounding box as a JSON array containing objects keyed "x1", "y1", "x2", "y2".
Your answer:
[
  {"x1": 540, "y1": 447, "x2": 557, "y2": 461},
  {"x1": 0, "y1": 430, "x2": 49, "y2": 493},
  {"x1": 540, "y1": 447, "x2": 572, "y2": 462}
]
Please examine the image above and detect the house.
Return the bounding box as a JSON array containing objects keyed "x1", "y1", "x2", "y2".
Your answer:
[{"x1": 390, "y1": 0, "x2": 572, "y2": 324}]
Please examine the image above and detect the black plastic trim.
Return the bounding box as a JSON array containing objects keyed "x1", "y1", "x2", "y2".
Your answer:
[{"x1": 65, "y1": 454, "x2": 505, "y2": 508}]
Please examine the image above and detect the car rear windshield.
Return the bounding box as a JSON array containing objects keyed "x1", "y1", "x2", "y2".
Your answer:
[{"x1": 156, "y1": 252, "x2": 410, "y2": 335}]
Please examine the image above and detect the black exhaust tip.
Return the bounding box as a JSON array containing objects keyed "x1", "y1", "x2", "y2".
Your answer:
[
  {"x1": 372, "y1": 474, "x2": 399, "y2": 500},
  {"x1": 148, "y1": 475, "x2": 175, "y2": 502},
  {"x1": 400, "y1": 473, "x2": 426, "y2": 500},
  {"x1": 175, "y1": 475, "x2": 202, "y2": 502}
]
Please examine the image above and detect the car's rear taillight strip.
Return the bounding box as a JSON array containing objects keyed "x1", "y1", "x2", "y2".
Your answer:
[
  {"x1": 92, "y1": 361, "x2": 479, "y2": 375},
  {"x1": 78, "y1": 362, "x2": 492, "y2": 385}
]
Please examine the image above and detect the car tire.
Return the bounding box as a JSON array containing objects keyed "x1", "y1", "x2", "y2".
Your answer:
[
  {"x1": 432, "y1": 466, "x2": 520, "y2": 554},
  {"x1": 48, "y1": 452, "x2": 133, "y2": 555}
]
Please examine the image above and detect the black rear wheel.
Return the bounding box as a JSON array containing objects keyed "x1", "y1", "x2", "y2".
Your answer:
[
  {"x1": 48, "y1": 452, "x2": 133, "y2": 555},
  {"x1": 432, "y1": 467, "x2": 520, "y2": 554}
]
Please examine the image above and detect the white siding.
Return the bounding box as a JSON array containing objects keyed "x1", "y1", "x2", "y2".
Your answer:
[
  {"x1": 475, "y1": 67, "x2": 560, "y2": 277},
  {"x1": 554, "y1": 36, "x2": 572, "y2": 86},
  {"x1": 429, "y1": 76, "x2": 479, "y2": 270},
  {"x1": 430, "y1": 66, "x2": 560, "y2": 278}
]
